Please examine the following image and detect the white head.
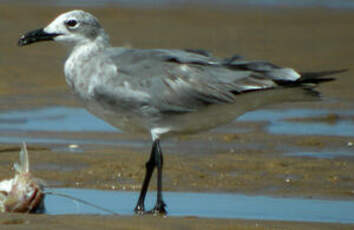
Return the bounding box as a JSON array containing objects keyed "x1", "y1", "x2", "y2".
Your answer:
[{"x1": 18, "y1": 10, "x2": 109, "y2": 47}]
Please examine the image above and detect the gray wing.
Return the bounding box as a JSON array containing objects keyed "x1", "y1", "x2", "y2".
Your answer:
[{"x1": 93, "y1": 48, "x2": 300, "y2": 114}]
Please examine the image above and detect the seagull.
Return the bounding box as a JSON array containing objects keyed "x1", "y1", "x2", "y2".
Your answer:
[{"x1": 18, "y1": 10, "x2": 345, "y2": 215}]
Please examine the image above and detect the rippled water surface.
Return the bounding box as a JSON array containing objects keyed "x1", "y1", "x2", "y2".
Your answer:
[{"x1": 44, "y1": 188, "x2": 354, "y2": 223}]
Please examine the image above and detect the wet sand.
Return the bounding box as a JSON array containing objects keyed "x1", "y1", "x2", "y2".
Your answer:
[
  {"x1": 1, "y1": 212, "x2": 353, "y2": 230},
  {"x1": 0, "y1": 3, "x2": 354, "y2": 229}
]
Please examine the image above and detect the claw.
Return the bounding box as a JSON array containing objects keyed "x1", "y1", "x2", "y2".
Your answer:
[
  {"x1": 134, "y1": 204, "x2": 145, "y2": 215},
  {"x1": 149, "y1": 201, "x2": 167, "y2": 216}
]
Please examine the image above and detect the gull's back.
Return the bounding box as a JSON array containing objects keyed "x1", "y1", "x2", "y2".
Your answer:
[{"x1": 82, "y1": 47, "x2": 320, "y2": 138}]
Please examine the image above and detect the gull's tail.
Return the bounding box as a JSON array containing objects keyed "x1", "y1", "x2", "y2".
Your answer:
[{"x1": 236, "y1": 68, "x2": 348, "y2": 107}]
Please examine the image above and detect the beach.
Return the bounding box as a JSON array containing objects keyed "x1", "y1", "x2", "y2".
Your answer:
[{"x1": 0, "y1": 3, "x2": 353, "y2": 229}]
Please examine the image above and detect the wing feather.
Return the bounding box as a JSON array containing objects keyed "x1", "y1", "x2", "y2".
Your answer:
[{"x1": 93, "y1": 48, "x2": 293, "y2": 115}]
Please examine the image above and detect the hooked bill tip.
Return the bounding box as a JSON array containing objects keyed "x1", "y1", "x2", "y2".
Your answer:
[
  {"x1": 16, "y1": 28, "x2": 59, "y2": 47},
  {"x1": 17, "y1": 35, "x2": 27, "y2": 47}
]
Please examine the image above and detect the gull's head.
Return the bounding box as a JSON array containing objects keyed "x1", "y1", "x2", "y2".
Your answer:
[{"x1": 18, "y1": 10, "x2": 107, "y2": 47}]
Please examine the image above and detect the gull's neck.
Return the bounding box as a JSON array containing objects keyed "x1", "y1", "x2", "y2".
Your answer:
[
  {"x1": 65, "y1": 30, "x2": 110, "y2": 73},
  {"x1": 70, "y1": 31, "x2": 110, "y2": 58},
  {"x1": 64, "y1": 31, "x2": 111, "y2": 95}
]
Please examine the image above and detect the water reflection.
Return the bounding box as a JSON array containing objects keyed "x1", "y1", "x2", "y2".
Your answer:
[{"x1": 0, "y1": 106, "x2": 117, "y2": 132}]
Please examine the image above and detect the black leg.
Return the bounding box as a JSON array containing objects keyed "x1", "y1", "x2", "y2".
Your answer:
[
  {"x1": 134, "y1": 139, "x2": 167, "y2": 215},
  {"x1": 151, "y1": 139, "x2": 167, "y2": 215},
  {"x1": 134, "y1": 142, "x2": 157, "y2": 214}
]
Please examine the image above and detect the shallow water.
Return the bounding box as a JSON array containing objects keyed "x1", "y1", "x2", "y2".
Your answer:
[
  {"x1": 0, "y1": 106, "x2": 353, "y2": 158},
  {"x1": 1, "y1": 106, "x2": 354, "y2": 136},
  {"x1": 239, "y1": 108, "x2": 354, "y2": 137},
  {"x1": 45, "y1": 188, "x2": 354, "y2": 223},
  {"x1": 285, "y1": 149, "x2": 354, "y2": 159},
  {"x1": 0, "y1": 106, "x2": 117, "y2": 132}
]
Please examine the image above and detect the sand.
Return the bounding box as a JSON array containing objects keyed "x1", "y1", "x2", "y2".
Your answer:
[{"x1": 0, "y1": 3, "x2": 353, "y2": 229}]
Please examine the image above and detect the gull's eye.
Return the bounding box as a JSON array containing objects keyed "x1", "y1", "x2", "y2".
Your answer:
[{"x1": 65, "y1": 19, "x2": 78, "y2": 28}]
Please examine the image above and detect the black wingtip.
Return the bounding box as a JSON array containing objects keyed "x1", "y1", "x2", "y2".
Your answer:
[
  {"x1": 184, "y1": 49, "x2": 212, "y2": 57},
  {"x1": 300, "y1": 69, "x2": 348, "y2": 79}
]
